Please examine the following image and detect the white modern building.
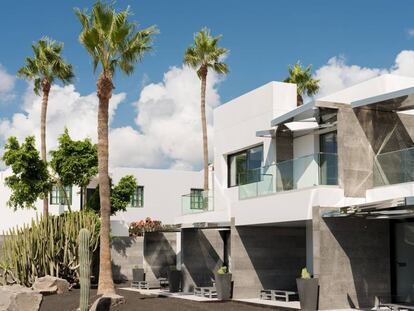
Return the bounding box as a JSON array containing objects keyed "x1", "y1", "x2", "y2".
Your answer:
[{"x1": 174, "y1": 74, "x2": 414, "y2": 309}]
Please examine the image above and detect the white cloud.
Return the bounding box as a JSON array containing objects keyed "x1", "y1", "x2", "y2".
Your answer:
[
  {"x1": 0, "y1": 64, "x2": 16, "y2": 103},
  {"x1": 314, "y1": 50, "x2": 414, "y2": 98},
  {"x1": 0, "y1": 65, "x2": 222, "y2": 171},
  {"x1": 0, "y1": 84, "x2": 125, "y2": 167}
]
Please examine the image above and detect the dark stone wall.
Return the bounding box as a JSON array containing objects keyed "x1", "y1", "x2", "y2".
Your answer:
[
  {"x1": 111, "y1": 236, "x2": 144, "y2": 282},
  {"x1": 144, "y1": 232, "x2": 177, "y2": 282},
  {"x1": 231, "y1": 225, "x2": 306, "y2": 299},
  {"x1": 181, "y1": 228, "x2": 227, "y2": 292},
  {"x1": 276, "y1": 125, "x2": 293, "y2": 163},
  {"x1": 337, "y1": 106, "x2": 414, "y2": 196},
  {"x1": 313, "y1": 206, "x2": 391, "y2": 309},
  {"x1": 110, "y1": 232, "x2": 177, "y2": 283}
]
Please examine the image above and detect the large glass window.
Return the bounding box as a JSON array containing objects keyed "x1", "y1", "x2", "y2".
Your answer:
[
  {"x1": 50, "y1": 185, "x2": 72, "y2": 205},
  {"x1": 319, "y1": 131, "x2": 338, "y2": 185},
  {"x1": 228, "y1": 145, "x2": 263, "y2": 187},
  {"x1": 130, "y1": 186, "x2": 144, "y2": 207}
]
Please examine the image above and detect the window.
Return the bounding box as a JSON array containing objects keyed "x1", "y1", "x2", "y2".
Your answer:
[
  {"x1": 190, "y1": 188, "x2": 203, "y2": 210},
  {"x1": 228, "y1": 145, "x2": 263, "y2": 187},
  {"x1": 130, "y1": 186, "x2": 144, "y2": 207},
  {"x1": 319, "y1": 131, "x2": 338, "y2": 185},
  {"x1": 50, "y1": 185, "x2": 72, "y2": 205}
]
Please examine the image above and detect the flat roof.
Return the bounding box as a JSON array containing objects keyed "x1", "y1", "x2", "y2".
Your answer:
[
  {"x1": 270, "y1": 101, "x2": 316, "y2": 127},
  {"x1": 351, "y1": 86, "x2": 414, "y2": 111}
]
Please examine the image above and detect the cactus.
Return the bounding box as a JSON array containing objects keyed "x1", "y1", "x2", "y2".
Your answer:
[
  {"x1": 79, "y1": 229, "x2": 91, "y2": 311},
  {"x1": 0, "y1": 211, "x2": 99, "y2": 286}
]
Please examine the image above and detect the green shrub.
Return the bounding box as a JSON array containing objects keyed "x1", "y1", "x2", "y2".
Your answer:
[
  {"x1": 301, "y1": 267, "x2": 311, "y2": 279},
  {"x1": 217, "y1": 266, "x2": 228, "y2": 274},
  {"x1": 0, "y1": 211, "x2": 100, "y2": 286}
]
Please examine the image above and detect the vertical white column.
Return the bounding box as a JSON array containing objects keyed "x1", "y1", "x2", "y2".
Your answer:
[
  {"x1": 306, "y1": 220, "x2": 314, "y2": 274},
  {"x1": 176, "y1": 231, "x2": 182, "y2": 270}
]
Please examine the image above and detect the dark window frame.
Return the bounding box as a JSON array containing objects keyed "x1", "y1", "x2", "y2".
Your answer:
[
  {"x1": 190, "y1": 188, "x2": 204, "y2": 210},
  {"x1": 130, "y1": 186, "x2": 144, "y2": 208},
  {"x1": 227, "y1": 144, "x2": 263, "y2": 188},
  {"x1": 50, "y1": 185, "x2": 72, "y2": 205}
]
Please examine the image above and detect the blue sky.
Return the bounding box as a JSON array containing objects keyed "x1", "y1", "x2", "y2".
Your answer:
[
  {"x1": 1, "y1": 1, "x2": 414, "y2": 170},
  {"x1": 1, "y1": 0, "x2": 414, "y2": 126}
]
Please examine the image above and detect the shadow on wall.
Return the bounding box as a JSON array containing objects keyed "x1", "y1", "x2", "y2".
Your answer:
[
  {"x1": 233, "y1": 226, "x2": 306, "y2": 298},
  {"x1": 111, "y1": 236, "x2": 133, "y2": 257},
  {"x1": 111, "y1": 236, "x2": 144, "y2": 283},
  {"x1": 181, "y1": 229, "x2": 226, "y2": 292},
  {"x1": 144, "y1": 232, "x2": 177, "y2": 282},
  {"x1": 322, "y1": 217, "x2": 391, "y2": 309}
]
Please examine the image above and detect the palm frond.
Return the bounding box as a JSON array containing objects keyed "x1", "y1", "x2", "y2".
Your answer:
[{"x1": 183, "y1": 27, "x2": 229, "y2": 78}]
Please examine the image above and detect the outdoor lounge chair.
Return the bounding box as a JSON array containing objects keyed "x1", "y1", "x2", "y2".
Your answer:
[
  {"x1": 194, "y1": 286, "x2": 217, "y2": 298},
  {"x1": 131, "y1": 278, "x2": 169, "y2": 290},
  {"x1": 260, "y1": 289, "x2": 298, "y2": 302}
]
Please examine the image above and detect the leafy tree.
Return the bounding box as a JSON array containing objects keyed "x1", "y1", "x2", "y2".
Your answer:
[
  {"x1": 17, "y1": 37, "x2": 74, "y2": 217},
  {"x1": 2, "y1": 136, "x2": 50, "y2": 210},
  {"x1": 86, "y1": 175, "x2": 137, "y2": 215},
  {"x1": 75, "y1": 1, "x2": 157, "y2": 294},
  {"x1": 184, "y1": 28, "x2": 229, "y2": 191},
  {"x1": 50, "y1": 128, "x2": 98, "y2": 210},
  {"x1": 284, "y1": 62, "x2": 319, "y2": 106}
]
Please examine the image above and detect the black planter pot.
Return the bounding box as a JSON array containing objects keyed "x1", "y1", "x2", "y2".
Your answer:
[
  {"x1": 296, "y1": 278, "x2": 319, "y2": 311},
  {"x1": 132, "y1": 268, "x2": 145, "y2": 282},
  {"x1": 167, "y1": 270, "x2": 181, "y2": 293},
  {"x1": 215, "y1": 273, "x2": 232, "y2": 300}
]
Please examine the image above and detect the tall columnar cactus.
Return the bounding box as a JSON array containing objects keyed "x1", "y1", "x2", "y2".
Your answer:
[
  {"x1": 79, "y1": 228, "x2": 91, "y2": 311},
  {"x1": 0, "y1": 211, "x2": 99, "y2": 286}
]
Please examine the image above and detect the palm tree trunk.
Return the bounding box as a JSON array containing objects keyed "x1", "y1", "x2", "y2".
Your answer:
[
  {"x1": 96, "y1": 73, "x2": 115, "y2": 296},
  {"x1": 41, "y1": 81, "x2": 51, "y2": 218},
  {"x1": 200, "y1": 68, "x2": 209, "y2": 192},
  {"x1": 297, "y1": 93, "x2": 303, "y2": 106}
]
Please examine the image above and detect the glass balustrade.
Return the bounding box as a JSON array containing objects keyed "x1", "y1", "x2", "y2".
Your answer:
[
  {"x1": 374, "y1": 147, "x2": 414, "y2": 186},
  {"x1": 181, "y1": 191, "x2": 214, "y2": 215},
  {"x1": 239, "y1": 153, "x2": 338, "y2": 199}
]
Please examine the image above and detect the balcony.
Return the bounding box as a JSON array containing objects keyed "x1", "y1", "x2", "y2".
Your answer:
[
  {"x1": 181, "y1": 191, "x2": 214, "y2": 215},
  {"x1": 239, "y1": 153, "x2": 338, "y2": 199},
  {"x1": 374, "y1": 147, "x2": 414, "y2": 187}
]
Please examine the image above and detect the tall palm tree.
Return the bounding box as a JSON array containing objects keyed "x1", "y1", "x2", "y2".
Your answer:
[
  {"x1": 17, "y1": 38, "x2": 74, "y2": 218},
  {"x1": 284, "y1": 62, "x2": 319, "y2": 106},
  {"x1": 184, "y1": 28, "x2": 229, "y2": 192},
  {"x1": 75, "y1": 1, "x2": 157, "y2": 296}
]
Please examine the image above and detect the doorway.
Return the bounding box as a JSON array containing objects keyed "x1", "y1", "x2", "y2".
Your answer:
[{"x1": 392, "y1": 220, "x2": 414, "y2": 302}]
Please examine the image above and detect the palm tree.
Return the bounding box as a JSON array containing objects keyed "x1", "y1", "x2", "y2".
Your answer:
[
  {"x1": 184, "y1": 28, "x2": 229, "y2": 192},
  {"x1": 17, "y1": 38, "x2": 74, "y2": 218},
  {"x1": 75, "y1": 1, "x2": 157, "y2": 296},
  {"x1": 284, "y1": 62, "x2": 319, "y2": 106}
]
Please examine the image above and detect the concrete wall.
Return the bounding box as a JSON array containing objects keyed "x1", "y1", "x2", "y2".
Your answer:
[
  {"x1": 110, "y1": 232, "x2": 177, "y2": 283},
  {"x1": 231, "y1": 225, "x2": 306, "y2": 299},
  {"x1": 144, "y1": 232, "x2": 177, "y2": 282},
  {"x1": 181, "y1": 228, "x2": 227, "y2": 292},
  {"x1": 111, "y1": 236, "x2": 144, "y2": 282},
  {"x1": 313, "y1": 206, "x2": 391, "y2": 309}
]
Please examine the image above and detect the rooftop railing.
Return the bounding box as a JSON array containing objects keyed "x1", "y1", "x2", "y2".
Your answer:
[
  {"x1": 374, "y1": 147, "x2": 414, "y2": 187},
  {"x1": 181, "y1": 191, "x2": 214, "y2": 215},
  {"x1": 239, "y1": 153, "x2": 338, "y2": 199}
]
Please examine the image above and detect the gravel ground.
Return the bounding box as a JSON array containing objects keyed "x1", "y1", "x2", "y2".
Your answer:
[{"x1": 40, "y1": 288, "x2": 289, "y2": 311}]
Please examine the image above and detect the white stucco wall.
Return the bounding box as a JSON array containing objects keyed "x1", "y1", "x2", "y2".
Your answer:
[
  {"x1": 110, "y1": 167, "x2": 202, "y2": 236},
  {"x1": 0, "y1": 169, "x2": 82, "y2": 233}
]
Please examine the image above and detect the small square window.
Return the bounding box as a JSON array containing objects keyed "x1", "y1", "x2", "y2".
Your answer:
[
  {"x1": 130, "y1": 186, "x2": 144, "y2": 208},
  {"x1": 50, "y1": 185, "x2": 72, "y2": 205}
]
